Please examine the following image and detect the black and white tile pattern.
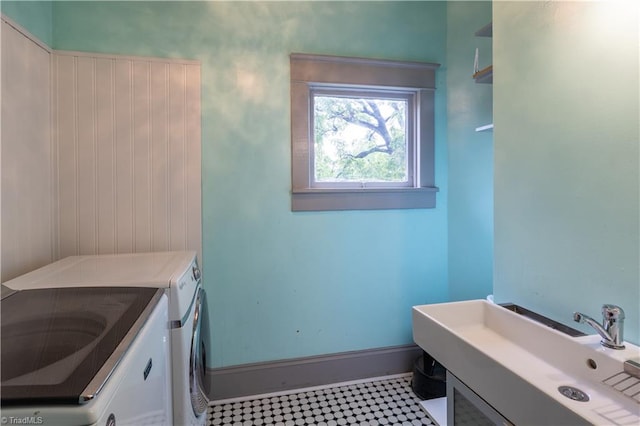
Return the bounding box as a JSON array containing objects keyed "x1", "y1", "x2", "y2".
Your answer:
[{"x1": 209, "y1": 374, "x2": 437, "y2": 425}]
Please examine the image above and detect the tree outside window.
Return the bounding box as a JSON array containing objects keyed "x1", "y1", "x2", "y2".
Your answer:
[{"x1": 313, "y1": 93, "x2": 410, "y2": 185}]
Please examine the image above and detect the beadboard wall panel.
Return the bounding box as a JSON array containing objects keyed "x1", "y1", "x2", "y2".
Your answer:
[
  {"x1": 53, "y1": 52, "x2": 202, "y2": 262},
  {"x1": 1, "y1": 18, "x2": 54, "y2": 281}
]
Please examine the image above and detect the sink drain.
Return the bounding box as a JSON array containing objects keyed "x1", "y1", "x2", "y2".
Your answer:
[{"x1": 558, "y1": 386, "x2": 589, "y2": 402}]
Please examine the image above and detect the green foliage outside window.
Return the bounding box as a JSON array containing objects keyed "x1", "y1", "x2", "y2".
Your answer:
[{"x1": 313, "y1": 95, "x2": 408, "y2": 183}]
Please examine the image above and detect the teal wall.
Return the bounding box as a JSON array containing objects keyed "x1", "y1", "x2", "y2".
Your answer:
[
  {"x1": 4, "y1": 0, "x2": 501, "y2": 367},
  {"x1": 49, "y1": 1, "x2": 450, "y2": 367},
  {"x1": 1, "y1": 1, "x2": 52, "y2": 46},
  {"x1": 5, "y1": 0, "x2": 637, "y2": 363},
  {"x1": 493, "y1": 1, "x2": 639, "y2": 344},
  {"x1": 446, "y1": 1, "x2": 493, "y2": 301}
]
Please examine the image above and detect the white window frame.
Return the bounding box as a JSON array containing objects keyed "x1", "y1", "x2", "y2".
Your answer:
[{"x1": 291, "y1": 53, "x2": 440, "y2": 211}]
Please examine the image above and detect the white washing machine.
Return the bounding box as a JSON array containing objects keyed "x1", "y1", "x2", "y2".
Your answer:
[
  {"x1": 1, "y1": 285, "x2": 172, "y2": 426},
  {"x1": 3, "y1": 251, "x2": 209, "y2": 426}
]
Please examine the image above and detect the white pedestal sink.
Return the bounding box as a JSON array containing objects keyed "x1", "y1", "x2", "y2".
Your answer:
[{"x1": 412, "y1": 300, "x2": 640, "y2": 425}]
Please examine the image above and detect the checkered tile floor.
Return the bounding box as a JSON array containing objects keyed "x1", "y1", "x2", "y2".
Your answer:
[{"x1": 208, "y1": 374, "x2": 436, "y2": 425}]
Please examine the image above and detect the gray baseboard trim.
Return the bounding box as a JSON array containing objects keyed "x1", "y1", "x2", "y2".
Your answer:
[{"x1": 207, "y1": 344, "x2": 422, "y2": 401}]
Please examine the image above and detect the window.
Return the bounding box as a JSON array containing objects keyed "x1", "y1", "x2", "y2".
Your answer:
[
  {"x1": 312, "y1": 89, "x2": 414, "y2": 187},
  {"x1": 291, "y1": 53, "x2": 440, "y2": 211}
]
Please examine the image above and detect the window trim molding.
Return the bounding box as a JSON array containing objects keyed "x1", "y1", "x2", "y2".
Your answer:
[{"x1": 290, "y1": 53, "x2": 440, "y2": 211}]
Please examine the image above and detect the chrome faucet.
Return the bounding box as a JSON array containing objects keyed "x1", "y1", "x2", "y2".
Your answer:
[{"x1": 573, "y1": 304, "x2": 625, "y2": 350}]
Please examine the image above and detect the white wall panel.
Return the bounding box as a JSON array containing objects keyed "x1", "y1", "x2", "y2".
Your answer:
[
  {"x1": 1, "y1": 19, "x2": 54, "y2": 281},
  {"x1": 95, "y1": 58, "x2": 116, "y2": 255},
  {"x1": 168, "y1": 63, "x2": 187, "y2": 251},
  {"x1": 76, "y1": 56, "x2": 98, "y2": 255},
  {"x1": 54, "y1": 54, "x2": 78, "y2": 257},
  {"x1": 185, "y1": 65, "x2": 202, "y2": 255},
  {"x1": 53, "y1": 51, "x2": 202, "y2": 262},
  {"x1": 131, "y1": 60, "x2": 152, "y2": 253},
  {"x1": 150, "y1": 61, "x2": 169, "y2": 252},
  {"x1": 114, "y1": 59, "x2": 134, "y2": 253}
]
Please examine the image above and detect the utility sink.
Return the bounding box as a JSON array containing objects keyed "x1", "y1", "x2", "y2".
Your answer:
[{"x1": 413, "y1": 300, "x2": 640, "y2": 425}]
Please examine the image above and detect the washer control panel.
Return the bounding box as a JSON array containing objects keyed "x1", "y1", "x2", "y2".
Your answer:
[{"x1": 171, "y1": 255, "x2": 201, "y2": 324}]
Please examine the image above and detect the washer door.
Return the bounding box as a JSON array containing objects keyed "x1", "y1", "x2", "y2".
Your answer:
[{"x1": 189, "y1": 287, "x2": 208, "y2": 416}]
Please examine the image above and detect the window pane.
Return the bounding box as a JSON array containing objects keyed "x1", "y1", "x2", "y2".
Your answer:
[{"x1": 313, "y1": 95, "x2": 408, "y2": 184}]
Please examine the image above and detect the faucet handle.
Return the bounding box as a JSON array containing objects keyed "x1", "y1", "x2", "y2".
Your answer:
[
  {"x1": 602, "y1": 304, "x2": 625, "y2": 321},
  {"x1": 601, "y1": 304, "x2": 625, "y2": 349}
]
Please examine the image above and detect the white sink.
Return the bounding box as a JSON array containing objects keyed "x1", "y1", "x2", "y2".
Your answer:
[{"x1": 412, "y1": 300, "x2": 640, "y2": 425}]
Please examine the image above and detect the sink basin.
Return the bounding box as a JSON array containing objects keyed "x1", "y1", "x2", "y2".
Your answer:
[
  {"x1": 499, "y1": 302, "x2": 586, "y2": 337},
  {"x1": 413, "y1": 300, "x2": 640, "y2": 425}
]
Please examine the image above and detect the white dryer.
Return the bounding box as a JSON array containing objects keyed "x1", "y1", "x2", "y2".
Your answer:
[{"x1": 4, "y1": 251, "x2": 209, "y2": 426}]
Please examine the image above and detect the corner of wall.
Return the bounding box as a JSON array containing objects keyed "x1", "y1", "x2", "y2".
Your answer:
[
  {"x1": 0, "y1": 1, "x2": 53, "y2": 48},
  {"x1": 445, "y1": 1, "x2": 494, "y2": 302}
]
